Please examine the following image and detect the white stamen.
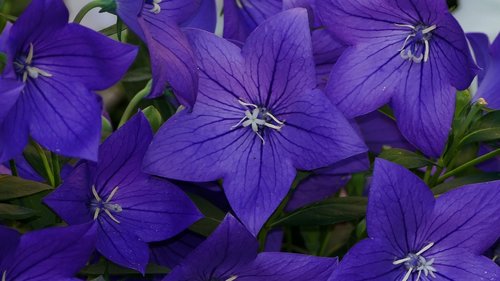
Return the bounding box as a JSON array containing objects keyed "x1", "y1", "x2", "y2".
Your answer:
[
  {"x1": 2, "y1": 271, "x2": 6, "y2": 281},
  {"x1": 395, "y1": 23, "x2": 416, "y2": 30},
  {"x1": 396, "y1": 24, "x2": 436, "y2": 64},
  {"x1": 401, "y1": 268, "x2": 412, "y2": 281},
  {"x1": 149, "y1": 0, "x2": 162, "y2": 14},
  {"x1": 105, "y1": 186, "x2": 120, "y2": 203},
  {"x1": 394, "y1": 242, "x2": 437, "y2": 281},
  {"x1": 26, "y1": 43, "x2": 34, "y2": 64},
  {"x1": 237, "y1": 99, "x2": 258, "y2": 109},
  {"x1": 416, "y1": 242, "x2": 434, "y2": 256},
  {"x1": 91, "y1": 185, "x2": 122, "y2": 223},
  {"x1": 17, "y1": 43, "x2": 52, "y2": 82},
  {"x1": 104, "y1": 209, "x2": 121, "y2": 224},
  {"x1": 226, "y1": 276, "x2": 238, "y2": 281}
]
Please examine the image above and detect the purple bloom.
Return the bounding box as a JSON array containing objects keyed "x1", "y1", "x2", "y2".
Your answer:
[
  {"x1": 144, "y1": 9, "x2": 366, "y2": 234},
  {"x1": 115, "y1": 0, "x2": 216, "y2": 106},
  {"x1": 0, "y1": 223, "x2": 96, "y2": 281},
  {"x1": 44, "y1": 113, "x2": 202, "y2": 273},
  {"x1": 331, "y1": 159, "x2": 500, "y2": 280},
  {"x1": 0, "y1": 0, "x2": 137, "y2": 162},
  {"x1": 318, "y1": 0, "x2": 477, "y2": 157},
  {"x1": 468, "y1": 32, "x2": 500, "y2": 108},
  {"x1": 163, "y1": 214, "x2": 337, "y2": 281}
]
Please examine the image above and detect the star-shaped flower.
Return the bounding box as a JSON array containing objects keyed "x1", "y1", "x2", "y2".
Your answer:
[
  {"x1": 317, "y1": 0, "x2": 478, "y2": 157},
  {"x1": 163, "y1": 214, "x2": 337, "y2": 281},
  {"x1": 144, "y1": 9, "x2": 367, "y2": 235},
  {"x1": 0, "y1": 0, "x2": 137, "y2": 162},
  {"x1": 44, "y1": 113, "x2": 202, "y2": 273},
  {"x1": 331, "y1": 159, "x2": 500, "y2": 280},
  {"x1": 0, "y1": 223, "x2": 96, "y2": 281}
]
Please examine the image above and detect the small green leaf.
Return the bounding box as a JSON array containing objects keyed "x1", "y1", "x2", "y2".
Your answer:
[
  {"x1": 0, "y1": 203, "x2": 37, "y2": 220},
  {"x1": 101, "y1": 116, "x2": 113, "y2": 142},
  {"x1": 432, "y1": 173, "x2": 500, "y2": 194},
  {"x1": 272, "y1": 197, "x2": 367, "y2": 226},
  {"x1": 0, "y1": 175, "x2": 52, "y2": 201},
  {"x1": 379, "y1": 148, "x2": 434, "y2": 169},
  {"x1": 80, "y1": 262, "x2": 169, "y2": 275},
  {"x1": 142, "y1": 105, "x2": 163, "y2": 132},
  {"x1": 459, "y1": 128, "x2": 500, "y2": 146},
  {"x1": 455, "y1": 90, "x2": 472, "y2": 118}
]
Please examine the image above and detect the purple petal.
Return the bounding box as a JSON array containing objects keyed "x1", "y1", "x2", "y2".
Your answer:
[
  {"x1": 429, "y1": 249, "x2": 500, "y2": 280},
  {"x1": 138, "y1": 16, "x2": 198, "y2": 107},
  {"x1": 35, "y1": 24, "x2": 138, "y2": 91},
  {"x1": 0, "y1": 22, "x2": 12, "y2": 52},
  {"x1": 43, "y1": 162, "x2": 96, "y2": 224},
  {"x1": 368, "y1": 159, "x2": 435, "y2": 256},
  {"x1": 238, "y1": 252, "x2": 337, "y2": 281},
  {"x1": 150, "y1": 231, "x2": 205, "y2": 268},
  {"x1": 0, "y1": 93, "x2": 31, "y2": 162},
  {"x1": 467, "y1": 32, "x2": 491, "y2": 83},
  {"x1": 26, "y1": 79, "x2": 101, "y2": 161},
  {"x1": 391, "y1": 55, "x2": 455, "y2": 157},
  {"x1": 182, "y1": 0, "x2": 217, "y2": 32},
  {"x1": 424, "y1": 181, "x2": 500, "y2": 255},
  {"x1": 475, "y1": 34, "x2": 500, "y2": 109},
  {"x1": 0, "y1": 226, "x2": 20, "y2": 266},
  {"x1": 320, "y1": 153, "x2": 370, "y2": 175},
  {"x1": 242, "y1": 8, "x2": 315, "y2": 109},
  {"x1": 263, "y1": 229, "x2": 284, "y2": 252},
  {"x1": 312, "y1": 29, "x2": 347, "y2": 89},
  {"x1": 0, "y1": 79, "x2": 23, "y2": 121},
  {"x1": 96, "y1": 220, "x2": 150, "y2": 274},
  {"x1": 145, "y1": 0, "x2": 201, "y2": 25},
  {"x1": 3, "y1": 223, "x2": 96, "y2": 281},
  {"x1": 163, "y1": 214, "x2": 258, "y2": 281},
  {"x1": 329, "y1": 239, "x2": 402, "y2": 281},
  {"x1": 115, "y1": 0, "x2": 144, "y2": 39}
]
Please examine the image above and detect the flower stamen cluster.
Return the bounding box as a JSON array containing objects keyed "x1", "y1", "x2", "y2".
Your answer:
[
  {"x1": 393, "y1": 242, "x2": 437, "y2": 281},
  {"x1": 396, "y1": 24, "x2": 437, "y2": 63},
  {"x1": 90, "y1": 185, "x2": 122, "y2": 224},
  {"x1": 13, "y1": 43, "x2": 52, "y2": 82},
  {"x1": 148, "y1": 0, "x2": 162, "y2": 14}
]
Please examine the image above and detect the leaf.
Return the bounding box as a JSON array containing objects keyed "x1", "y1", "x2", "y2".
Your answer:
[
  {"x1": 0, "y1": 203, "x2": 37, "y2": 220},
  {"x1": 80, "y1": 262, "x2": 169, "y2": 275},
  {"x1": 272, "y1": 197, "x2": 367, "y2": 226},
  {"x1": 0, "y1": 175, "x2": 52, "y2": 201},
  {"x1": 122, "y1": 67, "x2": 152, "y2": 82},
  {"x1": 101, "y1": 116, "x2": 113, "y2": 142},
  {"x1": 142, "y1": 105, "x2": 163, "y2": 132},
  {"x1": 379, "y1": 148, "x2": 434, "y2": 169},
  {"x1": 459, "y1": 128, "x2": 500, "y2": 146},
  {"x1": 432, "y1": 172, "x2": 500, "y2": 195}
]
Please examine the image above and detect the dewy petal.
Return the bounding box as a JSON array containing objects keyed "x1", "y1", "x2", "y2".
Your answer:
[
  {"x1": 112, "y1": 177, "x2": 202, "y2": 242},
  {"x1": 223, "y1": 0, "x2": 282, "y2": 42},
  {"x1": 137, "y1": 16, "x2": 198, "y2": 106},
  {"x1": 368, "y1": 159, "x2": 435, "y2": 256},
  {"x1": 163, "y1": 214, "x2": 258, "y2": 281},
  {"x1": 428, "y1": 249, "x2": 500, "y2": 280},
  {"x1": 25, "y1": 79, "x2": 101, "y2": 161},
  {"x1": 329, "y1": 239, "x2": 402, "y2": 281},
  {"x1": 275, "y1": 89, "x2": 367, "y2": 170},
  {"x1": 96, "y1": 219, "x2": 150, "y2": 274},
  {"x1": 34, "y1": 24, "x2": 137, "y2": 91},
  {"x1": 423, "y1": 181, "x2": 500, "y2": 255},
  {"x1": 391, "y1": 54, "x2": 455, "y2": 157},
  {"x1": 0, "y1": 93, "x2": 31, "y2": 163},
  {"x1": 467, "y1": 32, "x2": 491, "y2": 83},
  {"x1": 243, "y1": 8, "x2": 316, "y2": 108},
  {"x1": 312, "y1": 29, "x2": 347, "y2": 89},
  {"x1": 237, "y1": 252, "x2": 337, "y2": 281},
  {"x1": 0, "y1": 79, "x2": 23, "y2": 122},
  {"x1": 475, "y1": 34, "x2": 500, "y2": 109},
  {"x1": 3, "y1": 223, "x2": 96, "y2": 281},
  {"x1": 43, "y1": 162, "x2": 97, "y2": 225},
  {"x1": 0, "y1": 226, "x2": 20, "y2": 267},
  {"x1": 182, "y1": 0, "x2": 217, "y2": 32}
]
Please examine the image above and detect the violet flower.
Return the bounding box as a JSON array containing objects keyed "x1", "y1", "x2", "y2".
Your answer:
[
  {"x1": 44, "y1": 113, "x2": 202, "y2": 273},
  {"x1": 144, "y1": 9, "x2": 367, "y2": 234},
  {"x1": 331, "y1": 159, "x2": 500, "y2": 280},
  {"x1": 317, "y1": 0, "x2": 477, "y2": 157},
  {"x1": 0, "y1": 0, "x2": 137, "y2": 162},
  {"x1": 0, "y1": 223, "x2": 96, "y2": 281},
  {"x1": 114, "y1": 0, "x2": 216, "y2": 106},
  {"x1": 163, "y1": 214, "x2": 337, "y2": 281}
]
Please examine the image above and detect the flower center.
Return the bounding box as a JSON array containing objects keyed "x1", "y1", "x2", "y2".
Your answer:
[
  {"x1": 396, "y1": 23, "x2": 436, "y2": 63},
  {"x1": 393, "y1": 242, "x2": 437, "y2": 281},
  {"x1": 90, "y1": 185, "x2": 122, "y2": 224},
  {"x1": 232, "y1": 99, "x2": 284, "y2": 144},
  {"x1": 146, "y1": 0, "x2": 162, "y2": 14},
  {"x1": 13, "y1": 43, "x2": 52, "y2": 82}
]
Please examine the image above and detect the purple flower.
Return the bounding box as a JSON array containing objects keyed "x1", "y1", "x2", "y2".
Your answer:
[
  {"x1": 163, "y1": 214, "x2": 337, "y2": 281},
  {"x1": 317, "y1": 0, "x2": 477, "y2": 157},
  {"x1": 0, "y1": 223, "x2": 96, "y2": 281},
  {"x1": 468, "y1": 32, "x2": 500, "y2": 108},
  {"x1": 44, "y1": 113, "x2": 202, "y2": 273},
  {"x1": 144, "y1": 9, "x2": 367, "y2": 234},
  {"x1": 115, "y1": 0, "x2": 216, "y2": 106},
  {"x1": 0, "y1": 0, "x2": 137, "y2": 162},
  {"x1": 331, "y1": 159, "x2": 500, "y2": 280}
]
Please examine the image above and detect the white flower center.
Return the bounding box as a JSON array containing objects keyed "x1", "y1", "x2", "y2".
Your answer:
[
  {"x1": 393, "y1": 242, "x2": 437, "y2": 281},
  {"x1": 149, "y1": 0, "x2": 162, "y2": 14},
  {"x1": 396, "y1": 24, "x2": 436, "y2": 63},
  {"x1": 14, "y1": 43, "x2": 52, "y2": 83},
  {"x1": 231, "y1": 99, "x2": 284, "y2": 144},
  {"x1": 90, "y1": 185, "x2": 122, "y2": 224}
]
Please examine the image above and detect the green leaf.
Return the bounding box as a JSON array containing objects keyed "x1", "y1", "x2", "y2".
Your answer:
[
  {"x1": 142, "y1": 105, "x2": 163, "y2": 132},
  {"x1": 272, "y1": 197, "x2": 367, "y2": 226},
  {"x1": 80, "y1": 262, "x2": 169, "y2": 275},
  {"x1": 474, "y1": 110, "x2": 500, "y2": 129},
  {"x1": 379, "y1": 148, "x2": 434, "y2": 169},
  {"x1": 432, "y1": 172, "x2": 500, "y2": 195},
  {"x1": 0, "y1": 175, "x2": 52, "y2": 201},
  {"x1": 455, "y1": 90, "x2": 472, "y2": 118},
  {"x1": 101, "y1": 116, "x2": 113, "y2": 142},
  {"x1": 0, "y1": 203, "x2": 37, "y2": 220},
  {"x1": 459, "y1": 128, "x2": 500, "y2": 146}
]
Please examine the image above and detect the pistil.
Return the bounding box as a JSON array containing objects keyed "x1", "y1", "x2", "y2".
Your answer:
[
  {"x1": 91, "y1": 185, "x2": 122, "y2": 224},
  {"x1": 396, "y1": 23, "x2": 436, "y2": 63}
]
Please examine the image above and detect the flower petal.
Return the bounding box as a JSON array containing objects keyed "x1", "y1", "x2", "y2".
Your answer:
[
  {"x1": 0, "y1": 79, "x2": 23, "y2": 121},
  {"x1": 150, "y1": 230, "x2": 205, "y2": 268},
  {"x1": 5, "y1": 223, "x2": 96, "y2": 281},
  {"x1": 368, "y1": 159, "x2": 435, "y2": 256},
  {"x1": 115, "y1": 0, "x2": 144, "y2": 39},
  {"x1": 26, "y1": 79, "x2": 101, "y2": 161},
  {"x1": 243, "y1": 8, "x2": 316, "y2": 108},
  {"x1": 430, "y1": 249, "x2": 500, "y2": 281},
  {"x1": 391, "y1": 55, "x2": 455, "y2": 157},
  {"x1": 475, "y1": 34, "x2": 500, "y2": 109},
  {"x1": 150, "y1": 0, "x2": 201, "y2": 24},
  {"x1": 424, "y1": 181, "x2": 500, "y2": 255},
  {"x1": 467, "y1": 32, "x2": 491, "y2": 83},
  {"x1": 312, "y1": 29, "x2": 347, "y2": 89},
  {"x1": 0, "y1": 93, "x2": 31, "y2": 162},
  {"x1": 182, "y1": 0, "x2": 217, "y2": 32},
  {"x1": 0, "y1": 226, "x2": 20, "y2": 266}
]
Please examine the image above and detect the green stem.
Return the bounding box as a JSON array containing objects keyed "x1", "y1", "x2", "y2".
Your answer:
[
  {"x1": 73, "y1": 1, "x2": 102, "y2": 24},
  {"x1": 33, "y1": 143, "x2": 55, "y2": 187},
  {"x1": 437, "y1": 148, "x2": 500, "y2": 184},
  {"x1": 9, "y1": 159, "x2": 18, "y2": 177},
  {"x1": 51, "y1": 152, "x2": 61, "y2": 187},
  {"x1": 423, "y1": 165, "x2": 432, "y2": 185},
  {"x1": 118, "y1": 81, "x2": 152, "y2": 128}
]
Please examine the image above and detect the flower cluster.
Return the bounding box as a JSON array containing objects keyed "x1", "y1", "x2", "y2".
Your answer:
[{"x1": 0, "y1": 0, "x2": 499, "y2": 280}]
